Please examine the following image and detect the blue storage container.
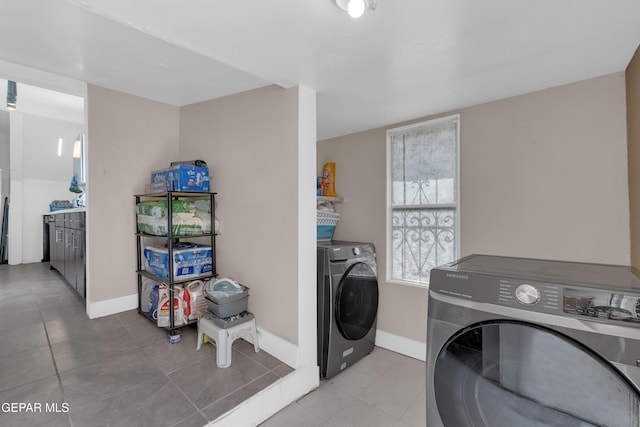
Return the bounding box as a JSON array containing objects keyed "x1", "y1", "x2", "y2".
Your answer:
[
  {"x1": 317, "y1": 214, "x2": 339, "y2": 240},
  {"x1": 317, "y1": 224, "x2": 336, "y2": 240}
]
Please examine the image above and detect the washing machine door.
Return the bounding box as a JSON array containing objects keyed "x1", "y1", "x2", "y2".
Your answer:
[
  {"x1": 335, "y1": 262, "x2": 378, "y2": 341},
  {"x1": 433, "y1": 321, "x2": 640, "y2": 427}
]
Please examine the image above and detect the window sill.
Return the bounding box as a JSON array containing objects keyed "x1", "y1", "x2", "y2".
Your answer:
[{"x1": 386, "y1": 278, "x2": 430, "y2": 289}]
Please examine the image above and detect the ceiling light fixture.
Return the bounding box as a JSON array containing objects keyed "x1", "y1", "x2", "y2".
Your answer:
[
  {"x1": 335, "y1": 0, "x2": 378, "y2": 19},
  {"x1": 6, "y1": 80, "x2": 17, "y2": 110},
  {"x1": 73, "y1": 136, "x2": 82, "y2": 159}
]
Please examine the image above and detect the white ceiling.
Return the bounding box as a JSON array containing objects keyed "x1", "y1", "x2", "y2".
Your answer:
[
  {"x1": 1, "y1": 0, "x2": 640, "y2": 140},
  {"x1": 0, "y1": 78, "x2": 84, "y2": 124}
]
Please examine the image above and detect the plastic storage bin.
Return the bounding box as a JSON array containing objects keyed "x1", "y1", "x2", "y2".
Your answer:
[
  {"x1": 206, "y1": 296, "x2": 248, "y2": 318},
  {"x1": 204, "y1": 282, "x2": 249, "y2": 318},
  {"x1": 317, "y1": 224, "x2": 336, "y2": 240},
  {"x1": 317, "y1": 215, "x2": 339, "y2": 240},
  {"x1": 204, "y1": 310, "x2": 254, "y2": 329}
]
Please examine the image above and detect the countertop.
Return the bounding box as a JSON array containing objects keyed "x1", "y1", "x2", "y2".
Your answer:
[{"x1": 44, "y1": 207, "x2": 87, "y2": 215}]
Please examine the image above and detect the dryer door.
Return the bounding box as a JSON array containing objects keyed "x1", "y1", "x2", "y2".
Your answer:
[
  {"x1": 335, "y1": 262, "x2": 379, "y2": 341},
  {"x1": 433, "y1": 321, "x2": 640, "y2": 427}
]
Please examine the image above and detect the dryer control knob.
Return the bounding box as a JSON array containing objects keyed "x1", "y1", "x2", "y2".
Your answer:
[
  {"x1": 515, "y1": 284, "x2": 541, "y2": 306},
  {"x1": 352, "y1": 247, "x2": 361, "y2": 256}
]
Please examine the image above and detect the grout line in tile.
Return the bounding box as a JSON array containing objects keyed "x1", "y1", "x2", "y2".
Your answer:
[
  {"x1": 36, "y1": 271, "x2": 75, "y2": 427},
  {"x1": 201, "y1": 370, "x2": 277, "y2": 424},
  {"x1": 164, "y1": 364, "x2": 209, "y2": 424},
  {"x1": 38, "y1": 284, "x2": 68, "y2": 403},
  {"x1": 41, "y1": 283, "x2": 83, "y2": 427},
  {"x1": 356, "y1": 394, "x2": 405, "y2": 424}
]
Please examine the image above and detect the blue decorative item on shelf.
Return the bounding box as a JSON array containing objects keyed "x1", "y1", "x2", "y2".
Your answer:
[
  {"x1": 317, "y1": 225, "x2": 336, "y2": 240},
  {"x1": 69, "y1": 175, "x2": 82, "y2": 193},
  {"x1": 49, "y1": 200, "x2": 74, "y2": 212}
]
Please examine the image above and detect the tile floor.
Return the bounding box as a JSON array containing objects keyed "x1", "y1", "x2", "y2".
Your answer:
[
  {"x1": 0, "y1": 262, "x2": 427, "y2": 427},
  {"x1": 260, "y1": 347, "x2": 426, "y2": 427},
  {"x1": 0, "y1": 262, "x2": 293, "y2": 427}
]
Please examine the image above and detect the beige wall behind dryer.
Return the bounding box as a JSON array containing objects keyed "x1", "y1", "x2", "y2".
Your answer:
[
  {"x1": 461, "y1": 73, "x2": 629, "y2": 264},
  {"x1": 318, "y1": 72, "x2": 630, "y2": 346},
  {"x1": 627, "y1": 46, "x2": 640, "y2": 271}
]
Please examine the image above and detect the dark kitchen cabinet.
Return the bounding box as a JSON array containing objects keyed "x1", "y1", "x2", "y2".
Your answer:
[
  {"x1": 49, "y1": 211, "x2": 86, "y2": 299},
  {"x1": 50, "y1": 214, "x2": 65, "y2": 273}
]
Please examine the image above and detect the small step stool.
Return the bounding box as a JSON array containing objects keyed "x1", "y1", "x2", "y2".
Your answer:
[{"x1": 196, "y1": 315, "x2": 259, "y2": 368}]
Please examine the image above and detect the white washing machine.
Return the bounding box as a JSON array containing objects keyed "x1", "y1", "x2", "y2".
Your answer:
[
  {"x1": 317, "y1": 240, "x2": 378, "y2": 380},
  {"x1": 427, "y1": 254, "x2": 640, "y2": 427}
]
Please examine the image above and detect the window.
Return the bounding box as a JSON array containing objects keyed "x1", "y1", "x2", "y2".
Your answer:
[{"x1": 387, "y1": 115, "x2": 459, "y2": 286}]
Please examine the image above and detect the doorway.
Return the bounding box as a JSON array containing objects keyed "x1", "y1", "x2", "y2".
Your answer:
[{"x1": 0, "y1": 77, "x2": 86, "y2": 265}]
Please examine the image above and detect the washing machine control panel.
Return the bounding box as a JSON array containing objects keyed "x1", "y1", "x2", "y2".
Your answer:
[
  {"x1": 430, "y1": 268, "x2": 563, "y2": 314},
  {"x1": 515, "y1": 284, "x2": 541, "y2": 305},
  {"x1": 498, "y1": 280, "x2": 561, "y2": 312},
  {"x1": 430, "y1": 255, "x2": 640, "y2": 327},
  {"x1": 562, "y1": 287, "x2": 640, "y2": 324}
]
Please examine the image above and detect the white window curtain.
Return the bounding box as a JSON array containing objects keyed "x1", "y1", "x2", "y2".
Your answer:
[{"x1": 387, "y1": 114, "x2": 460, "y2": 286}]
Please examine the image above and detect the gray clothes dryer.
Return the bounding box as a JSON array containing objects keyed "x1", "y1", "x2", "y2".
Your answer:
[
  {"x1": 317, "y1": 240, "x2": 378, "y2": 380},
  {"x1": 427, "y1": 254, "x2": 640, "y2": 427}
]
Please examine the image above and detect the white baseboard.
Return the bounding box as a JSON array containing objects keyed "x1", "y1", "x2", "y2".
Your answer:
[
  {"x1": 249, "y1": 326, "x2": 299, "y2": 368},
  {"x1": 375, "y1": 329, "x2": 427, "y2": 362},
  {"x1": 209, "y1": 365, "x2": 319, "y2": 426},
  {"x1": 87, "y1": 293, "x2": 137, "y2": 319}
]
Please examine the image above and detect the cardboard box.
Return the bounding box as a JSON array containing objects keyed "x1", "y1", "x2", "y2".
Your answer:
[
  {"x1": 151, "y1": 164, "x2": 210, "y2": 193},
  {"x1": 144, "y1": 243, "x2": 213, "y2": 281}
]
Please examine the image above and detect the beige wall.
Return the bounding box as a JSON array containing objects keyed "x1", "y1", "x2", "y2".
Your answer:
[
  {"x1": 85, "y1": 84, "x2": 303, "y2": 345},
  {"x1": 86, "y1": 85, "x2": 180, "y2": 303},
  {"x1": 462, "y1": 73, "x2": 629, "y2": 263},
  {"x1": 179, "y1": 85, "x2": 301, "y2": 343},
  {"x1": 628, "y1": 47, "x2": 640, "y2": 270},
  {"x1": 318, "y1": 72, "x2": 630, "y2": 343}
]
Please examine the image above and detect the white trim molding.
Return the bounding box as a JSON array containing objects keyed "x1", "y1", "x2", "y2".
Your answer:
[
  {"x1": 208, "y1": 365, "x2": 319, "y2": 426},
  {"x1": 375, "y1": 329, "x2": 427, "y2": 362},
  {"x1": 87, "y1": 293, "x2": 137, "y2": 319}
]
